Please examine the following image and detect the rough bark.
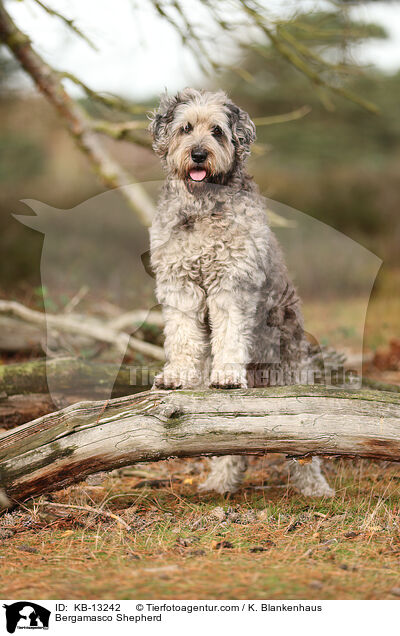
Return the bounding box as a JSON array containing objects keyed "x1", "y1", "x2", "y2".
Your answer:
[
  {"x1": 0, "y1": 357, "x2": 153, "y2": 398},
  {"x1": 1, "y1": 385, "x2": 400, "y2": 510}
]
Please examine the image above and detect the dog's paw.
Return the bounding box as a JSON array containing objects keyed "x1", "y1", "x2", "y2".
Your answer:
[
  {"x1": 153, "y1": 365, "x2": 200, "y2": 390},
  {"x1": 210, "y1": 366, "x2": 248, "y2": 390},
  {"x1": 153, "y1": 373, "x2": 182, "y2": 390}
]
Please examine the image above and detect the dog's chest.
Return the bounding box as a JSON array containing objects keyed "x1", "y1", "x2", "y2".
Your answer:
[{"x1": 160, "y1": 216, "x2": 246, "y2": 288}]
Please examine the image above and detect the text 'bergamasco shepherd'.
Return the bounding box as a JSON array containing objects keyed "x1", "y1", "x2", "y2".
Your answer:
[{"x1": 149, "y1": 88, "x2": 334, "y2": 497}]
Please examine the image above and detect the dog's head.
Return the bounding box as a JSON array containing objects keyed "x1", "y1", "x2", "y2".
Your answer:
[{"x1": 149, "y1": 88, "x2": 256, "y2": 189}]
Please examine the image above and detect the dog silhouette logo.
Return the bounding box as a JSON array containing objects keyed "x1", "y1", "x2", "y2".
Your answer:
[{"x1": 3, "y1": 602, "x2": 50, "y2": 633}]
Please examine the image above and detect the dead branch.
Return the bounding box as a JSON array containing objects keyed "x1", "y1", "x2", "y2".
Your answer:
[
  {"x1": 90, "y1": 119, "x2": 152, "y2": 149},
  {"x1": 0, "y1": 315, "x2": 44, "y2": 352},
  {"x1": 33, "y1": 501, "x2": 131, "y2": 530},
  {"x1": 0, "y1": 300, "x2": 164, "y2": 360},
  {"x1": 30, "y1": 0, "x2": 97, "y2": 51},
  {"x1": 109, "y1": 310, "x2": 164, "y2": 331},
  {"x1": 1, "y1": 385, "x2": 400, "y2": 510},
  {"x1": 0, "y1": 0, "x2": 155, "y2": 226}
]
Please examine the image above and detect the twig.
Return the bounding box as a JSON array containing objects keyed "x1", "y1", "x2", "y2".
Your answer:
[
  {"x1": 0, "y1": 300, "x2": 165, "y2": 360},
  {"x1": 90, "y1": 118, "x2": 152, "y2": 148},
  {"x1": 254, "y1": 105, "x2": 311, "y2": 126},
  {"x1": 59, "y1": 71, "x2": 148, "y2": 116},
  {"x1": 34, "y1": 500, "x2": 131, "y2": 530},
  {"x1": 237, "y1": 0, "x2": 379, "y2": 114},
  {"x1": 63, "y1": 285, "x2": 89, "y2": 314},
  {"x1": 109, "y1": 310, "x2": 164, "y2": 331},
  {"x1": 30, "y1": 0, "x2": 97, "y2": 51}
]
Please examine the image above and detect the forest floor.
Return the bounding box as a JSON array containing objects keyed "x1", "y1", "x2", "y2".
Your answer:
[
  {"x1": 0, "y1": 269, "x2": 399, "y2": 600},
  {"x1": 0, "y1": 457, "x2": 400, "y2": 599}
]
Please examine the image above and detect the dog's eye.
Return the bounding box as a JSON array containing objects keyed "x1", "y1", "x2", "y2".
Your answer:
[
  {"x1": 212, "y1": 125, "x2": 223, "y2": 137},
  {"x1": 182, "y1": 123, "x2": 193, "y2": 134}
]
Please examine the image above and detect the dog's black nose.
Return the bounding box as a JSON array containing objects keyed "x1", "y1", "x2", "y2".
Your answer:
[{"x1": 191, "y1": 148, "x2": 208, "y2": 163}]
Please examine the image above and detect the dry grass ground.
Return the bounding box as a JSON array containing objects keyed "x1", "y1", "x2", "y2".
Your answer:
[
  {"x1": 0, "y1": 456, "x2": 400, "y2": 600},
  {"x1": 0, "y1": 269, "x2": 398, "y2": 600}
]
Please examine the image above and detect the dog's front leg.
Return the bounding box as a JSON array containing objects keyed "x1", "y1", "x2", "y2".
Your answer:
[
  {"x1": 154, "y1": 287, "x2": 208, "y2": 390},
  {"x1": 208, "y1": 290, "x2": 250, "y2": 389}
]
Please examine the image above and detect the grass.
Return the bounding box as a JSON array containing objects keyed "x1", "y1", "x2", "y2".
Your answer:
[
  {"x1": 1, "y1": 456, "x2": 400, "y2": 600},
  {"x1": 0, "y1": 269, "x2": 398, "y2": 600}
]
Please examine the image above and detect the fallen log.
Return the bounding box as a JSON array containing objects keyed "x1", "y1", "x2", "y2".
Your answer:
[
  {"x1": 0, "y1": 358, "x2": 155, "y2": 427},
  {"x1": 0, "y1": 357, "x2": 154, "y2": 398},
  {"x1": 1, "y1": 358, "x2": 397, "y2": 400},
  {"x1": 1, "y1": 385, "x2": 400, "y2": 510},
  {"x1": 0, "y1": 316, "x2": 44, "y2": 353}
]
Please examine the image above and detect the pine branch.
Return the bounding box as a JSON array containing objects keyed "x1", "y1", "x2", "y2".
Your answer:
[
  {"x1": 237, "y1": 0, "x2": 379, "y2": 113},
  {"x1": 30, "y1": 0, "x2": 98, "y2": 51},
  {"x1": 59, "y1": 71, "x2": 148, "y2": 116},
  {"x1": 91, "y1": 119, "x2": 152, "y2": 148},
  {"x1": 254, "y1": 105, "x2": 311, "y2": 126}
]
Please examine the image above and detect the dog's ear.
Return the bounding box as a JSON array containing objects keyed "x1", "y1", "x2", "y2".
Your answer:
[
  {"x1": 225, "y1": 101, "x2": 256, "y2": 159},
  {"x1": 149, "y1": 92, "x2": 181, "y2": 157}
]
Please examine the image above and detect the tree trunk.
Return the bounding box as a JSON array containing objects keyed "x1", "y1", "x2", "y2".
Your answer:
[
  {"x1": 1, "y1": 385, "x2": 400, "y2": 510},
  {"x1": 0, "y1": 358, "x2": 155, "y2": 427},
  {"x1": 0, "y1": 357, "x2": 153, "y2": 398}
]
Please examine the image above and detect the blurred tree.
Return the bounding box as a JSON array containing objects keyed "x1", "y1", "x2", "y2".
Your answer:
[
  {"x1": 214, "y1": 11, "x2": 400, "y2": 256},
  {"x1": 0, "y1": 48, "x2": 17, "y2": 87},
  {"x1": 0, "y1": 0, "x2": 389, "y2": 226},
  {"x1": 216, "y1": 10, "x2": 389, "y2": 149}
]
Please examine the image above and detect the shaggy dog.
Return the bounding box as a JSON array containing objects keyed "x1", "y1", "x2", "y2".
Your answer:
[{"x1": 149, "y1": 88, "x2": 334, "y2": 497}]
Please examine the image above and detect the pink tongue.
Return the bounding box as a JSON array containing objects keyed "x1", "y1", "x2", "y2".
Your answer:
[{"x1": 189, "y1": 169, "x2": 206, "y2": 182}]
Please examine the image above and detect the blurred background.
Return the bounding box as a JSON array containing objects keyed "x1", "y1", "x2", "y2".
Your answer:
[
  {"x1": 0, "y1": 0, "x2": 399, "y2": 390},
  {"x1": 1, "y1": 1, "x2": 400, "y2": 601}
]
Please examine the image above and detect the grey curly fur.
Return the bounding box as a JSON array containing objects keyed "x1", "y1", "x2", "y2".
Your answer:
[{"x1": 149, "y1": 88, "x2": 334, "y2": 497}]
